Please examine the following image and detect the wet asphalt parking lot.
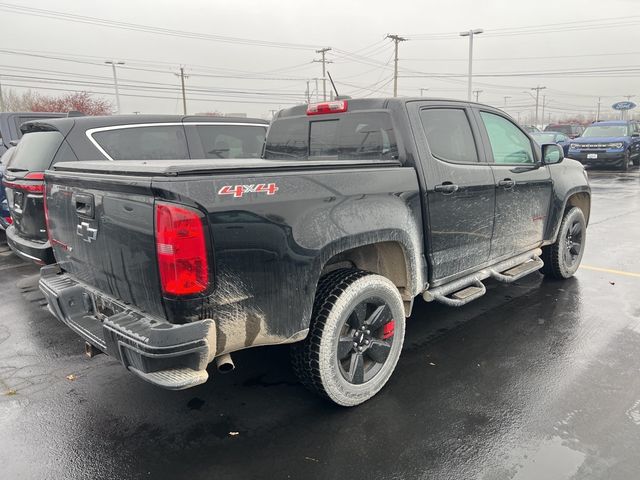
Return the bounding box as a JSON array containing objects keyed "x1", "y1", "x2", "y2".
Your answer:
[{"x1": 1, "y1": 167, "x2": 640, "y2": 480}]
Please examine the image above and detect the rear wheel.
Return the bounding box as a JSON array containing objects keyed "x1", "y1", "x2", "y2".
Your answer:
[
  {"x1": 632, "y1": 154, "x2": 640, "y2": 166},
  {"x1": 291, "y1": 269, "x2": 406, "y2": 406},
  {"x1": 540, "y1": 207, "x2": 586, "y2": 279}
]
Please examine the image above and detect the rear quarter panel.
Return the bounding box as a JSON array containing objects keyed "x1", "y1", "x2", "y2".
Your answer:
[{"x1": 153, "y1": 166, "x2": 424, "y2": 355}]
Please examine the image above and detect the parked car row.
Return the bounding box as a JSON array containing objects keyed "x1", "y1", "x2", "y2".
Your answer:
[{"x1": 2, "y1": 98, "x2": 592, "y2": 406}]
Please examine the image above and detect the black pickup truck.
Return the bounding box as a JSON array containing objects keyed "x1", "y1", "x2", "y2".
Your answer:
[{"x1": 39, "y1": 98, "x2": 590, "y2": 406}]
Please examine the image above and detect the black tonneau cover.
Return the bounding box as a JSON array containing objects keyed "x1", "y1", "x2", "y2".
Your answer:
[{"x1": 51, "y1": 158, "x2": 401, "y2": 176}]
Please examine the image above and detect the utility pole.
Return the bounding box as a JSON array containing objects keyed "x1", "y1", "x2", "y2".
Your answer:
[
  {"x1": 420, "y1": 88, "x2": 429, "y2": 97},
  {"x1": 459, "y1": 29, "x2": 483, "y2": 101},
  {"x1": 313, "y1": 48, "x2": 332, "y2": 101},
  {"x1": 387, "y1": 34, "x2": 407, "y2": 97},
  {"x1": 305, "y1": 81, "x2": 310, "y2": 104},
  {"x1": 596, "y1": 96, "x2": 601, "y2": 122},
  {"x1": 623, "y1": 95, "x2": 635, "y2": 120},
  {"x1": 314, "y1": 78, "x2": 319, "y2": 102},
  {"x1": 541, "y1": 95, "x2": 547, "y2": 128},
  {"x1": 105, "y1": 60, "x2": 125, "y2": 114},
  {"x1": 0, "y1": 75, "x2": 4, "y2": 111},
  {"x1": 531, "y1": 85, "x2": 547, "y2": 129},
  {"x1": 173, "y1": 67, "x2": 189, "y2": 115},
  {"x1": 473, "y1": 89, "x2": 482, "y2": 102},
  {"x1": 503, "y1": 95, "x2": 511, "y2": 107}
]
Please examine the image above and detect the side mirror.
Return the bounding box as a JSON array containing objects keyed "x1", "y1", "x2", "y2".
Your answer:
[{"x1": 542, "y1": 143, "x2": 564, "y2": 165}]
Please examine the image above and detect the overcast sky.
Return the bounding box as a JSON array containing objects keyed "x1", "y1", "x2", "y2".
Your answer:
[{"x1": 1, "y1": 0, "x2": 639, "y2": 121}]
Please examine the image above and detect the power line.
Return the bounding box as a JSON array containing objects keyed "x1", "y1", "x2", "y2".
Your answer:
[{"x1": 0, "y1": 3, "x2": 320, "y2": 51}]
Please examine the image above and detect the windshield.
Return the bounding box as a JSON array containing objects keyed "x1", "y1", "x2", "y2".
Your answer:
[
  {"x1": 531, "y1": 133, "x2": 558, "y2": 144},
  {"x1": 582, "y1": 125, "x2": 629, "y2": 138}
]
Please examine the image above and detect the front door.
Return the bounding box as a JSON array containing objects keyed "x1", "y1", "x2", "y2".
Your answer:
[
  {"x1": 475, "y1": 109, "x2": 553, "y2": 260},
  {"x1": 408, "y1": 102, "x2": 496, "y2": 282}
]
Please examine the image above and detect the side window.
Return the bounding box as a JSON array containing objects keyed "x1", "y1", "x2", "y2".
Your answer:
[
  {"x1": 194, "y1": 125, "x2": 266, "y2": 159},
  {"x1": 419, "y1": 108, "x2": 478, "y2": 163},
  {"x1": 92, "y1": 126, "x2": 189, "y2": 160},
  {"x1": 480, "y1": 112, "x2": 535, "y2": 164}
]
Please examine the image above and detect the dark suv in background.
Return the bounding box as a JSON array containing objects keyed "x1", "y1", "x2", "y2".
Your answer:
[
  {"x1": 0, "y1": 112, "x2": 66, "y2": 155},
  {"x1": 3, "y1": 114, "x2": 268, "y2": 264},
  {"x1": 544, "y1": 123, "x2": 584, "y2": 139}
]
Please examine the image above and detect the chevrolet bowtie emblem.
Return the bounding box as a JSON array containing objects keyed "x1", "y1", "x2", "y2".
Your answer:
[{"x1": 76, "y1": 221, "x2": 98, "y2": 243}]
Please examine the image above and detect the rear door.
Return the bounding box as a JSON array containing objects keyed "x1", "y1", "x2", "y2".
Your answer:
[
  {"x1": 407, "y1": 101, "x2": 495, "y2": 282},
  {"x1": 474, "y1": 109, "x2": 552, "y2": 260}
]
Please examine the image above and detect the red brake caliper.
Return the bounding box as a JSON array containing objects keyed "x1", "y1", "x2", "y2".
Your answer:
[{"x1": 382, "y1": 320, "x2": 395, "y2": 339}]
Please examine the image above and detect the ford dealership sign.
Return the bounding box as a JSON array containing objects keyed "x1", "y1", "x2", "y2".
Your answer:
[{"x1": 611, "y1": 101, "x2": 637, "y2": 111}]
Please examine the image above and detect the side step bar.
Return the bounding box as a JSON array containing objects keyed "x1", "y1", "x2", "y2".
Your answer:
[{"x1": 423, "y1": 249, "x2": 543, "y2": 307}]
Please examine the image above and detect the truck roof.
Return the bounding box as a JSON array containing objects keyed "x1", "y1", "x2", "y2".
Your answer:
[{"x1": 276, "y1": 97, "x2": 483, "y2": 119}]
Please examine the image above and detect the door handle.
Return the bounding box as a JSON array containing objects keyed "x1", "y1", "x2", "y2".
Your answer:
[
  {"x1": 434, "y1": 183, "x2": 459, "y2": 194},
  {"x1": 498, "y1": 178, "x2": 516, "y2": 188}
]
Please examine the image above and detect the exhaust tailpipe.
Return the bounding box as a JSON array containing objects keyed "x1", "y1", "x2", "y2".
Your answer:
[{"x1": 215, "y1": 353, "x2": 235, "y2": 373}]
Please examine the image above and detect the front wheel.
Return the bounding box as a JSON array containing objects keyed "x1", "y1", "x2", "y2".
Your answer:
[
  {"x1": 619, "y1": 152, "x2": 630, "y2": 171},
  {"x1": 540, "y1": 207, "x2": 586, "y2": 279},
  {"x1": 291, "y1": 269, "x2": 406, "y2": 406}
]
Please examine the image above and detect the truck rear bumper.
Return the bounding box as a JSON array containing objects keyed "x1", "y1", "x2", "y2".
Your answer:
[{"x1": 39, "y1": 264, "x2": 216, "y2": 390}]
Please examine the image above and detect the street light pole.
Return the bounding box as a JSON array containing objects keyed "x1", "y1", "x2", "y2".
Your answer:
[
  {"x1": 105, "y1": 60, "x2": 125, "y2": 114},
  {"x1": 459, "y1": 28, "x2": 483, "y2": 102}
]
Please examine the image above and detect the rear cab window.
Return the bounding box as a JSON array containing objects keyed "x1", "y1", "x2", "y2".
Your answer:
[
  {"x1": 91, "y1": 125, "x2": 189, "y2": 160},
  {"x1": 265, "y1": 112, "x2": 398, "y2": 161}
]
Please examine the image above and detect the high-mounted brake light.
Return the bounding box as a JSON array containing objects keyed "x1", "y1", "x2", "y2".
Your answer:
[
  {"x1": 306, "y1": 100, "x2": 348, "y2": 116},
  {"x1": 155, "y1": 202, "x2": 209, "y2": 296}
]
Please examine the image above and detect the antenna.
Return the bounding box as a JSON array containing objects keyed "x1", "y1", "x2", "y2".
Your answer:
[{"x1": 327, "y1": 71, "x2": 339, "y2": 99}]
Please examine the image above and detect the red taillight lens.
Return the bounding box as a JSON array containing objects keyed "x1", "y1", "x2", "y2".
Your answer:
[
  {"x1": 3, "y1": 216, "x2": 12, "y2": 225},
  {"x1": 3, "y1": 172, "x2": 45, "y2": 194},
  {"x1": 25, "y1": 172, "x2": 45, "y2": 181},
  {"x1": 306, "y1": 100, "x2": 348, "y2": 115},
  {"x1": 155, "y1": 202, "x2": 209, "y2": 296}
]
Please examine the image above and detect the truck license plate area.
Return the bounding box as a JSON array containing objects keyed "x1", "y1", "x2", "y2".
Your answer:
[
  {"x1": 587, "y1": 153, "x2": 598, "y2": 159},
  {"x1": 93, "y1": 294, "x2": 121, "y2": 320}
]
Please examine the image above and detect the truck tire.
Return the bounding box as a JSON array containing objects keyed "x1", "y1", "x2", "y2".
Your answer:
[
  {"x1": 632, "y1": 154, "x2": 639, "y2": 166},
  {"x1": 291, "y1": 269, "x2": 406, "y2": 406},
  {"x1": 540, "y1": 207, "x2": 586, "y2": 279}
]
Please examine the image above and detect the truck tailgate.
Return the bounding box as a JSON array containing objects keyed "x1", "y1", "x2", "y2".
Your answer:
[{"x1": 45, "y1": 171, "x2": 164, "y2": 319}]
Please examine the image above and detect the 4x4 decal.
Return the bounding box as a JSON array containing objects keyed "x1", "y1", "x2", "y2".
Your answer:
[{"x1": 218, "y1": 183, "x2": 279, "y2": 198}]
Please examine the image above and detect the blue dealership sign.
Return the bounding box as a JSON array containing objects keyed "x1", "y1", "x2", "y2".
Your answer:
[{"x1": 612, "y1": 101, "x2": 637, "y2": 111}]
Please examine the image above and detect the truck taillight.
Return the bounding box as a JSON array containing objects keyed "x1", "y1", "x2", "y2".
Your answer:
[
  {"x1": 155, "y1": 202, "x2": 209, "y2": 296},
  {"x1": 306, "y1": 100, "x2": 348, "y2": 115}
]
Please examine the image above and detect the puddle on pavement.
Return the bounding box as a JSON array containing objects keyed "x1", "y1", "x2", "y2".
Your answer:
[{"x1": 513, "y1": 436, "x2": 585, "y2": 480}]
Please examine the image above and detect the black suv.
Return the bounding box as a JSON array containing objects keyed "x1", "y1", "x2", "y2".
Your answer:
[
  {"x1": 0, "y1": 112, "x2": 66, "y2": 155},
  {"x1": 3, "y1": 114, "x2": 268, "y2": 264}
]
